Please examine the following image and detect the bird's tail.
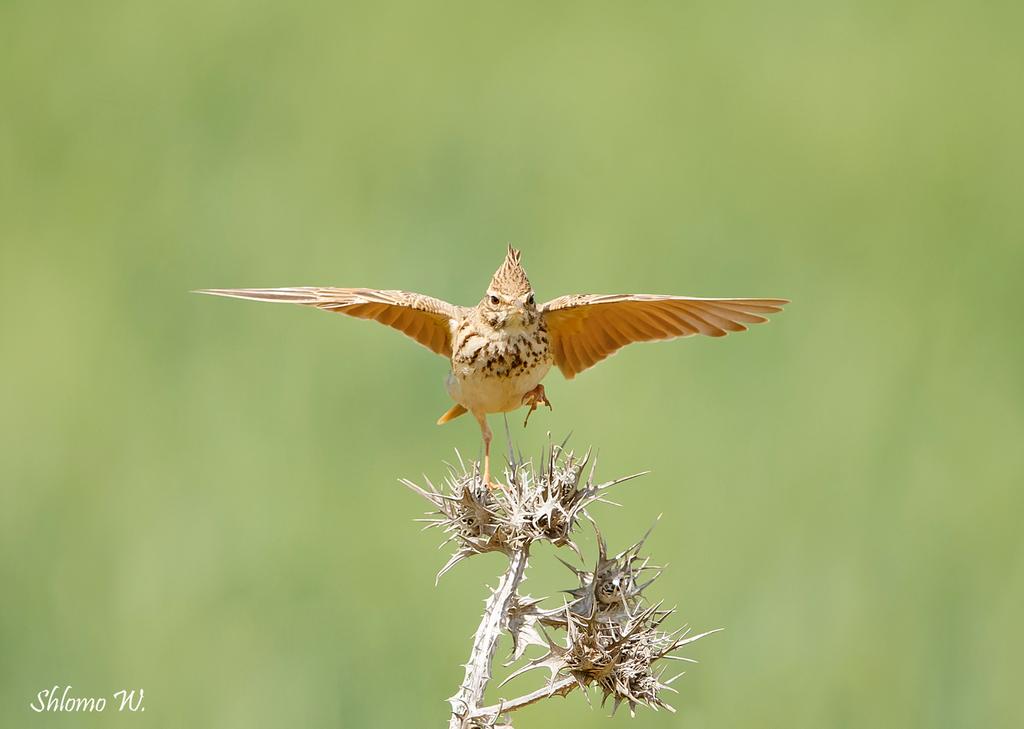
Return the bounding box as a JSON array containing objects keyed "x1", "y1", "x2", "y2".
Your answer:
[{"x1": 436, "y1": 404, "x2": 468, "y2": 425}]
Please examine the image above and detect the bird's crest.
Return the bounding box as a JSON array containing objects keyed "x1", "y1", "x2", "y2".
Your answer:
[{"x1": 489, "y1": 245, "x2": 533, "y2": 297}]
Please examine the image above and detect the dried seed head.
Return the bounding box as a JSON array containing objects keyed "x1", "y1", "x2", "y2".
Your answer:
[
  {"x1": 548, "y1": 520, "x2": 663, "y2": 625},
  {"x1": 401, "y1": 442, "x2": 644, "y2": 580},
  {"x1": 493, "y1": 523, "x2": 718, "y2": 717},
  {"x1": 505, "y1": 602, "x2": 720, "y2": 717},
  {"x1": 402, "y1": 438, "x2": 718, "y2": 726}
]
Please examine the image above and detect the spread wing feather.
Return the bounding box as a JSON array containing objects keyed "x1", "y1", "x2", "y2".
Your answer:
[
  {"x1": 195, "y1": 287, "x2": 460, "y2": 357},
  {"x1": 541, "y1": 294, "x2": 788, "y2": 378}
]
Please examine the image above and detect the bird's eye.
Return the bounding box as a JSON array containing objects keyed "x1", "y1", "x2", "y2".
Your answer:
[
  {"x1": 526, "y1": 294, "x2": 535, "y2": 306},
  {"x1": 489, "y1": 295, "x2": 500, "y2": 306}
]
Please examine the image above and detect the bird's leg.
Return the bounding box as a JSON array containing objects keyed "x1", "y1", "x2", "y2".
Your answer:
[
  {"x1": 521, "y1": 384, "x2": 553, "y2": 427},
  {"x1": 474, "y1": 411, "x2": 502, "y2": 490}
]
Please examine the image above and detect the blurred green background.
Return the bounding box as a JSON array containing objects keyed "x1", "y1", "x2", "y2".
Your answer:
[{"x1": 2, "y1": 1, "x2": 1021, "y2": 727}]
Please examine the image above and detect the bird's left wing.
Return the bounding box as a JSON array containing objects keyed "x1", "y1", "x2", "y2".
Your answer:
[
  {"x1": 195, "y1": 287, "x2": 461, "y2": 357},
  {"x1": 541, "y1": 294, "x2": 788, "y2": 379}
]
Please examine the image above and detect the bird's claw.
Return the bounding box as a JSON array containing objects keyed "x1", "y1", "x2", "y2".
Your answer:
[
  {"x1": 480, "y1": 467, "x2": 504, "y2": 490},
  {"x1": 522, "y1": 385, "x2": 553, "y2": 427}
]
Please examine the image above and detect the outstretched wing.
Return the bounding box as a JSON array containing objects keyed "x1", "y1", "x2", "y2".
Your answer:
[
  {"x1": 196, "y1": 287, "x2": 461, "y2": 357},
  {"x1": 541, "y1": 294, "x2": 788, "y2": 379}
]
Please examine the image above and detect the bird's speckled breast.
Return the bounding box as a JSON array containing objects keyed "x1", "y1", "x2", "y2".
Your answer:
[{"x1": 447, "y1": 319, "x2": 553, "y2": 413}]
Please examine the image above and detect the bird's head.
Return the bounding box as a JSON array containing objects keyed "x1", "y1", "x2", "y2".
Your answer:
[{"x1": 481, "y1": 245, "x2": 538, "y2": 331}]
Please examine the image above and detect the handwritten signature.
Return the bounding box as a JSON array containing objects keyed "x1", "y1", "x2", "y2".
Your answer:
[{"x1": 30, "y1": 686, "x2": 145, "y2": 713}]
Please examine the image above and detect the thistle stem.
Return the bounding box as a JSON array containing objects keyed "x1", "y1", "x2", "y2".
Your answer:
[
  {"x1": 448, "y1": 547, "x2": 529, "y2": 728},
  {"x1": 470, "y1": 676, "x2": 577, "y2": 720}
]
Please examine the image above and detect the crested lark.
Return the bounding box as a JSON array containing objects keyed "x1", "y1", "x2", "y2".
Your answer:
[{"x1": 197, "y1": 246, "x2": 787, "y2": 487}]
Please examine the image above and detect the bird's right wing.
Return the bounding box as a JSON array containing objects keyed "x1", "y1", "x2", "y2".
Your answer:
[{"x1": 195, "y1": 287, "x2": 461, "y2": 357}]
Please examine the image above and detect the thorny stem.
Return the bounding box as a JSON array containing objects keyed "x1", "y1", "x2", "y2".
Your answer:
[
  {"x1": 471, "y1": 676, "x2": 577, "y2": 720},
  {"x1": 448, "y1": 548, "x2": 529, "y2": 729},
  {"x1": 407, "y1": 445, "x2": 710, "y2": 726}
]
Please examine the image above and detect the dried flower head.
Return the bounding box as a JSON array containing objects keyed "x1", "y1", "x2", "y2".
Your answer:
[
  {"x1": 504, "y1": 601, "x2": 720, "y2": 717},
  {"x1": 550, "y1": 520, "x2": 664, "y2": 625},
  {"x1": 401, "y1": 437, "x2": 718, "y2": 728},
  {"x1": 401, "y1": 442, "x2": 643, "y2": 581}
]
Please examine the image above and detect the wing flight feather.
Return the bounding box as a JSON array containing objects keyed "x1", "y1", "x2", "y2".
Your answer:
[
  {"x1": 541, "y1": 294, "x2": 788, "y2": 378},
  {"x1": 195, "y1": 287, "x2": 460, "y2": 357}
]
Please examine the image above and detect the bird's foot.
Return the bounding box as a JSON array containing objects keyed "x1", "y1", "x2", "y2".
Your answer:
[
  {"x1": 481, "y1": 467, "x2": 504, "y2": 491},
  {"x1": 522, "y1": 384, "x2": 553, "y2": 427},
  {"x1": 486, "y1": 478, "x2": 504, "y2": 491}
]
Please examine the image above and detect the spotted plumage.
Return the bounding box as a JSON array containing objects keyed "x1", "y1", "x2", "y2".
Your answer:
[{"x1": 196, "y1": 245, "x2": 788, "y2": 487}]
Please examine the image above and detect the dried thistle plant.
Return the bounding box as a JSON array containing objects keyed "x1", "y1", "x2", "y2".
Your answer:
[{"x1": 401, "y1": 439, "x2": 719, "y2": 728}]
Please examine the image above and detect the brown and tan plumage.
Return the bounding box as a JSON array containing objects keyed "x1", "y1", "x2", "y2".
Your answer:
[
  {"x1": 197, "y1": 246, "x2": 787, "y2": 486},
  {"x1": 542, "y1": 293, "x2": 787, "y2": 379},
  {"x1": 195, "y1": 287, "x2": 461, "y2": 356}
]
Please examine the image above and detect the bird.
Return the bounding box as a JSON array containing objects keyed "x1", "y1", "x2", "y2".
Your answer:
[{"x1": 196, "y1": 246, "x2": 787, "y2": 488}]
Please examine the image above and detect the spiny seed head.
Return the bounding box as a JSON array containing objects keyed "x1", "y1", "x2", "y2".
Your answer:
[
  {"x1": 401, "y1": 438, "x2": 717, "y2": 725},
  {"x1": 504, "y1": 602, "x2": 720, "y2": 718},
  {"x1": 549, "y1": 520, "x2": 663, "y2": 625},
  {"x1": 401, "y1": 442, "x2": 644, "y2": 581}
]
